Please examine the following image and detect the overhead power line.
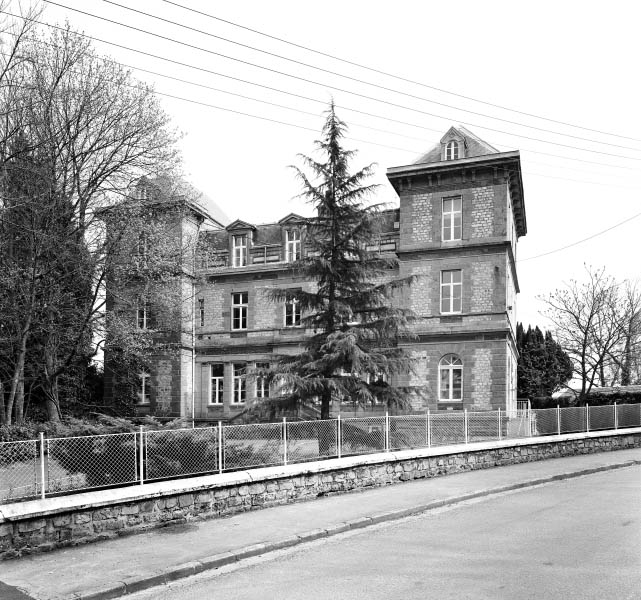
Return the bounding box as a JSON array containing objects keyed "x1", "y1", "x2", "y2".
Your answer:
[
  {"x1": 39, "y1": 1, "x2": 641, "y2": 163},
  {"x1": 518, "y1": 210, "x2": 641, "y2": 262},
  {"x1": 159, "y1": 0, "x2": 641, "y2": 144},
  {"x1": 95, "y1": 0, "x2": 641, "y2": 154},
  {"x1": 9, "y1": 15, "x2": 641, "y2": 177}
]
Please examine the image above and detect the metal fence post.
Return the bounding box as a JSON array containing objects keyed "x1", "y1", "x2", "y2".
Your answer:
[
  {"x1": 614, "y1": 402, "x2": 618, "y2": 430},
  {"x1": 139, "y1": 426, "x2": 144, "y2": 485},
  {"x1": 498, "y1": 408, "x2": 502, "y2": 441},
  {"x1": 218, "y1": 421, "x2": 223, "y2": 474},
  {"x1": 557, "y1": 405, "x2": 561, "y2": 435},
  {"x1": 337, "y1": 416, "x2": 342, "y2": 459},
  {"x1": 426, "y1": 409, "x2": 431, "y2": 448},
  {"x1": 464, "y1": 409, "x2": 468, "y2": 444},
  {"x1": 283, "y1": 417, "x2": 288, "y2": 465},
  {"x1": 39, "y1": 432, "x2": 46, "y2": 500},
  {"x1": 586, "y1": 404, "x2": 590, "y2": 432},
  {"x1": 385, "y1": 411, "x2": 390, "y2": 452}
]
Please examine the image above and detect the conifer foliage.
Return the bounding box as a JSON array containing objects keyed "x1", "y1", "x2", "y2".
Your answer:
[
  {"x1": 516, "y1": 323, "x2": 572, "y2": 401},
  {"x1": 265, "y1": 103, "x2": 415, "y2": 419}
]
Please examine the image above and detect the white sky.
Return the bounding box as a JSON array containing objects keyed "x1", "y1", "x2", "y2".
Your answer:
[{"x1": 37, "y1": 0, "x2": 641, "y2": 330}]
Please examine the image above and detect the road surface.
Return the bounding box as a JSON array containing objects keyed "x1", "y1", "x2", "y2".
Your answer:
[{"x1": 130, "y1": 465, "x2": 641, "y2": 600}]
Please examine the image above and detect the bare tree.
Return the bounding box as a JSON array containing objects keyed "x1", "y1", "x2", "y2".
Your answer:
[
  {"x1": 541, "y1": 266, "x2": 628, "y2": 403},
  {"x1": 0, "y1": 15, "x2": 182, "y2": 423}
]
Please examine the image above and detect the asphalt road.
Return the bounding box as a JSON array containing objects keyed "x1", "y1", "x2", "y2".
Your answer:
[{"x1": 131, "y1": 466, "x2": 641, "y2": 600}]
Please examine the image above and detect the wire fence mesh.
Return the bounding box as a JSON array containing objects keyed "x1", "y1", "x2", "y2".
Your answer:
[
  {"x1": 389, "y1": 415, "x2": 429, "y2": 450},
  {"x1": 341, "y1": 417, "x2": 386, "y2": 455},
  {"x1": 287, "y1": 419, "x2": 338, "y2": 463},
  {"x1": 2, "y1": 403, "x2": 640, "y2": 505},
  {"x1": 0, "y1": 440, "x2": 39, "y2": 503},
  {"x1": 46, "y1": 433, "x2": 138, "y2": 494},
  {"x1": 617, "y1": 403, "x2": 641, "y2": 428},
  {"x1": 531, "y1": 408, "x2": 559, "y2": 436},
  {"x1": 146, "y1": 427, "x2": 219, "y2": 481},
  {"x1": 223, "y1": 422, "x2": 283, "y2": 471},
  {"x1": 588, "y1": 405, "x2": 615, "y2": 431},
  {"x1": 430, "y1": 412, "x2": 466, "y2": 446},
  {"x1": 559, "y1": 407, "x2": 587, "y2": 434}
]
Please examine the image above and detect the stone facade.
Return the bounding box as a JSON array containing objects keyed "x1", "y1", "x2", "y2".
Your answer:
[
  {"x1": 1, "y1": 431, "x2": 638, "y2": 560},
  {"x1": 104, "y1": 126, "x2": 527, "y2": 419}
]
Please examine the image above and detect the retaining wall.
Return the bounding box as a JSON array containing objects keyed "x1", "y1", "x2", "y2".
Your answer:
[{"x1": 1, "y1": 428, "x2": 640, "y2": 559}]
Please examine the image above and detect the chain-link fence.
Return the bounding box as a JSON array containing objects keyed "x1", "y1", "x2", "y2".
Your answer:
[
  {"x1": 2, "y1": 403, "x2": 640, "y2": 505},
  {"x1": 46, "y1": 433, "x2": 138, "y2": 494},
  {"x1": 223, "y1": 422, "x2": 283, "y2": 471},
  {"x1": 341, "y1": 417, "x2": 386, "y2": 456},
  {"x1": 146, "y1": 427, "x2": 219, "y2": 481},
  {"x1": 617, "y1": 403, "x2": 641, "y2": 428},
  {"x1": 0, "y1": 440, "x2": 39, "y2": 503},
  {"x1": 287, "y1": 419, "x2": 338, "y2": 463}
]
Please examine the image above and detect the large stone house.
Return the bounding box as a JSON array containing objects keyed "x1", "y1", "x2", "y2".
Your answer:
[{"x1": 103, "y1": 126, "x2": 527, "y2": 420}]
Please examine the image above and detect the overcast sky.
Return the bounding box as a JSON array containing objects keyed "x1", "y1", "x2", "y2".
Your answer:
[{"x1": 37, "y1": 0, "x2": 641, "y2": 329}]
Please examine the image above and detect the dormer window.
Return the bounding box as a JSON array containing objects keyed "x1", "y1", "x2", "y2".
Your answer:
[
  {"x1": 285, "y1": 229, "x2": 301, "y2": 262},
  {"x1": 232, "y1": 234, "x2": 248, "y2": 267},
  {"x1": 445, "y1": 140, "x2": 460, "y2": 160}
]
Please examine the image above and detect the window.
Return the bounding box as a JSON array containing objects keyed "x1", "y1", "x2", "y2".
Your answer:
[
  {"x1": 442, "y1": 197, "x2": 462, "y2": 241},
  {"x1": 231, "y1": 292, "x2": 248, "y2": 330},
  {"x1": 285, "y1": 229, "x2": 301, "y2": 262},
  {"x1": 232, "y1": 234, "x2": 248, "y2": 267},
  {"x1": 137, "y1": 371, "x2": 151, "y2": 405},
  {"x1": 256, "y1": 362, "x2": 270, "y2": 398},
  {"x1": 210, "y1": 363, "x2": 224, "y2": 405},
  {"x1": 232, "y1": 363, "x2": 246, "y2": 404},
  {"x1": 198, "y1": 298, "x2": 205, "y2": 327},
  {"x1": 445, "y1": 140, "x2": 459, "y2": 160},
  {"x1": 439, "y1": 355, "x2": 462, "y2": 401},
  {"x1": 284, "y1": 295, "x2": 301, "y2": 327},
  {"x1": 137, "y1": 302, "x2": 149, "y2": 329},
  {"x1": 440, "y1": 270, "x2": 462, "y2": 314},
  {"x1": 137, "y1": 232, "x2": 148, "y2": 258}
]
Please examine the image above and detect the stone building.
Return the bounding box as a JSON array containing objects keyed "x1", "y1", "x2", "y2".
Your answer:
[{"x1": 104, "y1": 126, "x2": 526, "y2": 420}]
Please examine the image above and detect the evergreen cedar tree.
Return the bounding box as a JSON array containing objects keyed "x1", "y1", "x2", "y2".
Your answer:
[
  {"x1": 516, "y1": 323, "x2": 572, "y2": 404},
  {"x1": 259, "y1": 102, "x2": 416, "y2": 419}
]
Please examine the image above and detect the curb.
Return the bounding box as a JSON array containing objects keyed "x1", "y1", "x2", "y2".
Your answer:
[{"x1": 69, "y1": 459, "x2": 640, "y2": 600}]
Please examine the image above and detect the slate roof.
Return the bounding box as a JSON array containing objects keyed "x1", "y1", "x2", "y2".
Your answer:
[{"x1": 413, "y1": 126, "x2": 499, "y2": 165}]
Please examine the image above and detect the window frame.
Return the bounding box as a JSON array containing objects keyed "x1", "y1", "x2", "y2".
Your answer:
[
  {"x1": 442, "y1": 196, "x2": 462, "y2": 242},
  {"x1": 232, "y1": 234, "x2": 248, "y2": 267},
  {"x1": 198, "y1": 298, "x2": 205, "y2": 327},
  {"x1": 284, "y1": 294, "x2": 301, "y2": 327},
  {"x1": 255, "y1": 362, "x2": 270, "y2": 399},
  {"x1": 445, "y1": 140, "x2": 460, "y2": 160},
  {"x1": 232, "y1": 363, "x2": 246, "y2": 404},
  {"x1": 285, "y1": 229, "x2": 301, "y2": 262},
  {"x1": 438, "y1": 355, "x2": 463, "y2": 402},
  {"x1": 209, "y1": 363, "x2": 224, "y2": 405},
  {"x1": 137, "y1": 302, "x2": 148, "y2": 330},
  {"x1": 440, "y1": 269, "x2": 462, "y2": 314},
  {"x1": 231, "y1": 292, "x2": 248, "y2": 331},
  {"x1": 137, "y1": 371, "x2": 151, "y2": 405}
]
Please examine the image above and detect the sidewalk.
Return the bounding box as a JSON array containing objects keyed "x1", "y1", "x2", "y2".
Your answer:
[{"x1": 1, "y1": 448, "x2": 640, "y2": 600}]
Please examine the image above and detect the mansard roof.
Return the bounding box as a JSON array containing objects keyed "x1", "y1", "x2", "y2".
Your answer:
[{"x1": 413, "y1": 125, "x2": 499, "y2": 165}]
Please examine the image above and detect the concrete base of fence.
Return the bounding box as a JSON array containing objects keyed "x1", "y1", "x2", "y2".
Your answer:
[{"x1": 1, "y1": 428, "x2": 640, "y2": 560}]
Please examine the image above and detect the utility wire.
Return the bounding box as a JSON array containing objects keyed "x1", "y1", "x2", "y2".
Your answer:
[
  {"x1": 159, "y1": 0, "x2": 641, "y2": 144},
  {"x1": 10, "y1": 15, "x2": 640, "y2": 174},
  {"x1": 39, "y1": 1, "x2": 641, "y2": 162},
  {"x1": 518, "y1": 210, "x2": 641, "y2": 262},
  {"x1": 95, "y1": 0, "x2": 641, "y2": 153}
]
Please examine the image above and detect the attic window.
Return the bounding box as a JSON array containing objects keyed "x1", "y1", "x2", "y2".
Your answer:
[{"x1": 445, "y1": 141, "x2": 460, "y2": 161}]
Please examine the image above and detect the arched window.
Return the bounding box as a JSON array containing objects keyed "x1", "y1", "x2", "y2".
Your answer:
[
  {"x1": 439, "y1": 354, "x2": 463, "y2": 401},
  {"x1": 445, "y1": 140, "x2": 459, "y2": 160}
]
